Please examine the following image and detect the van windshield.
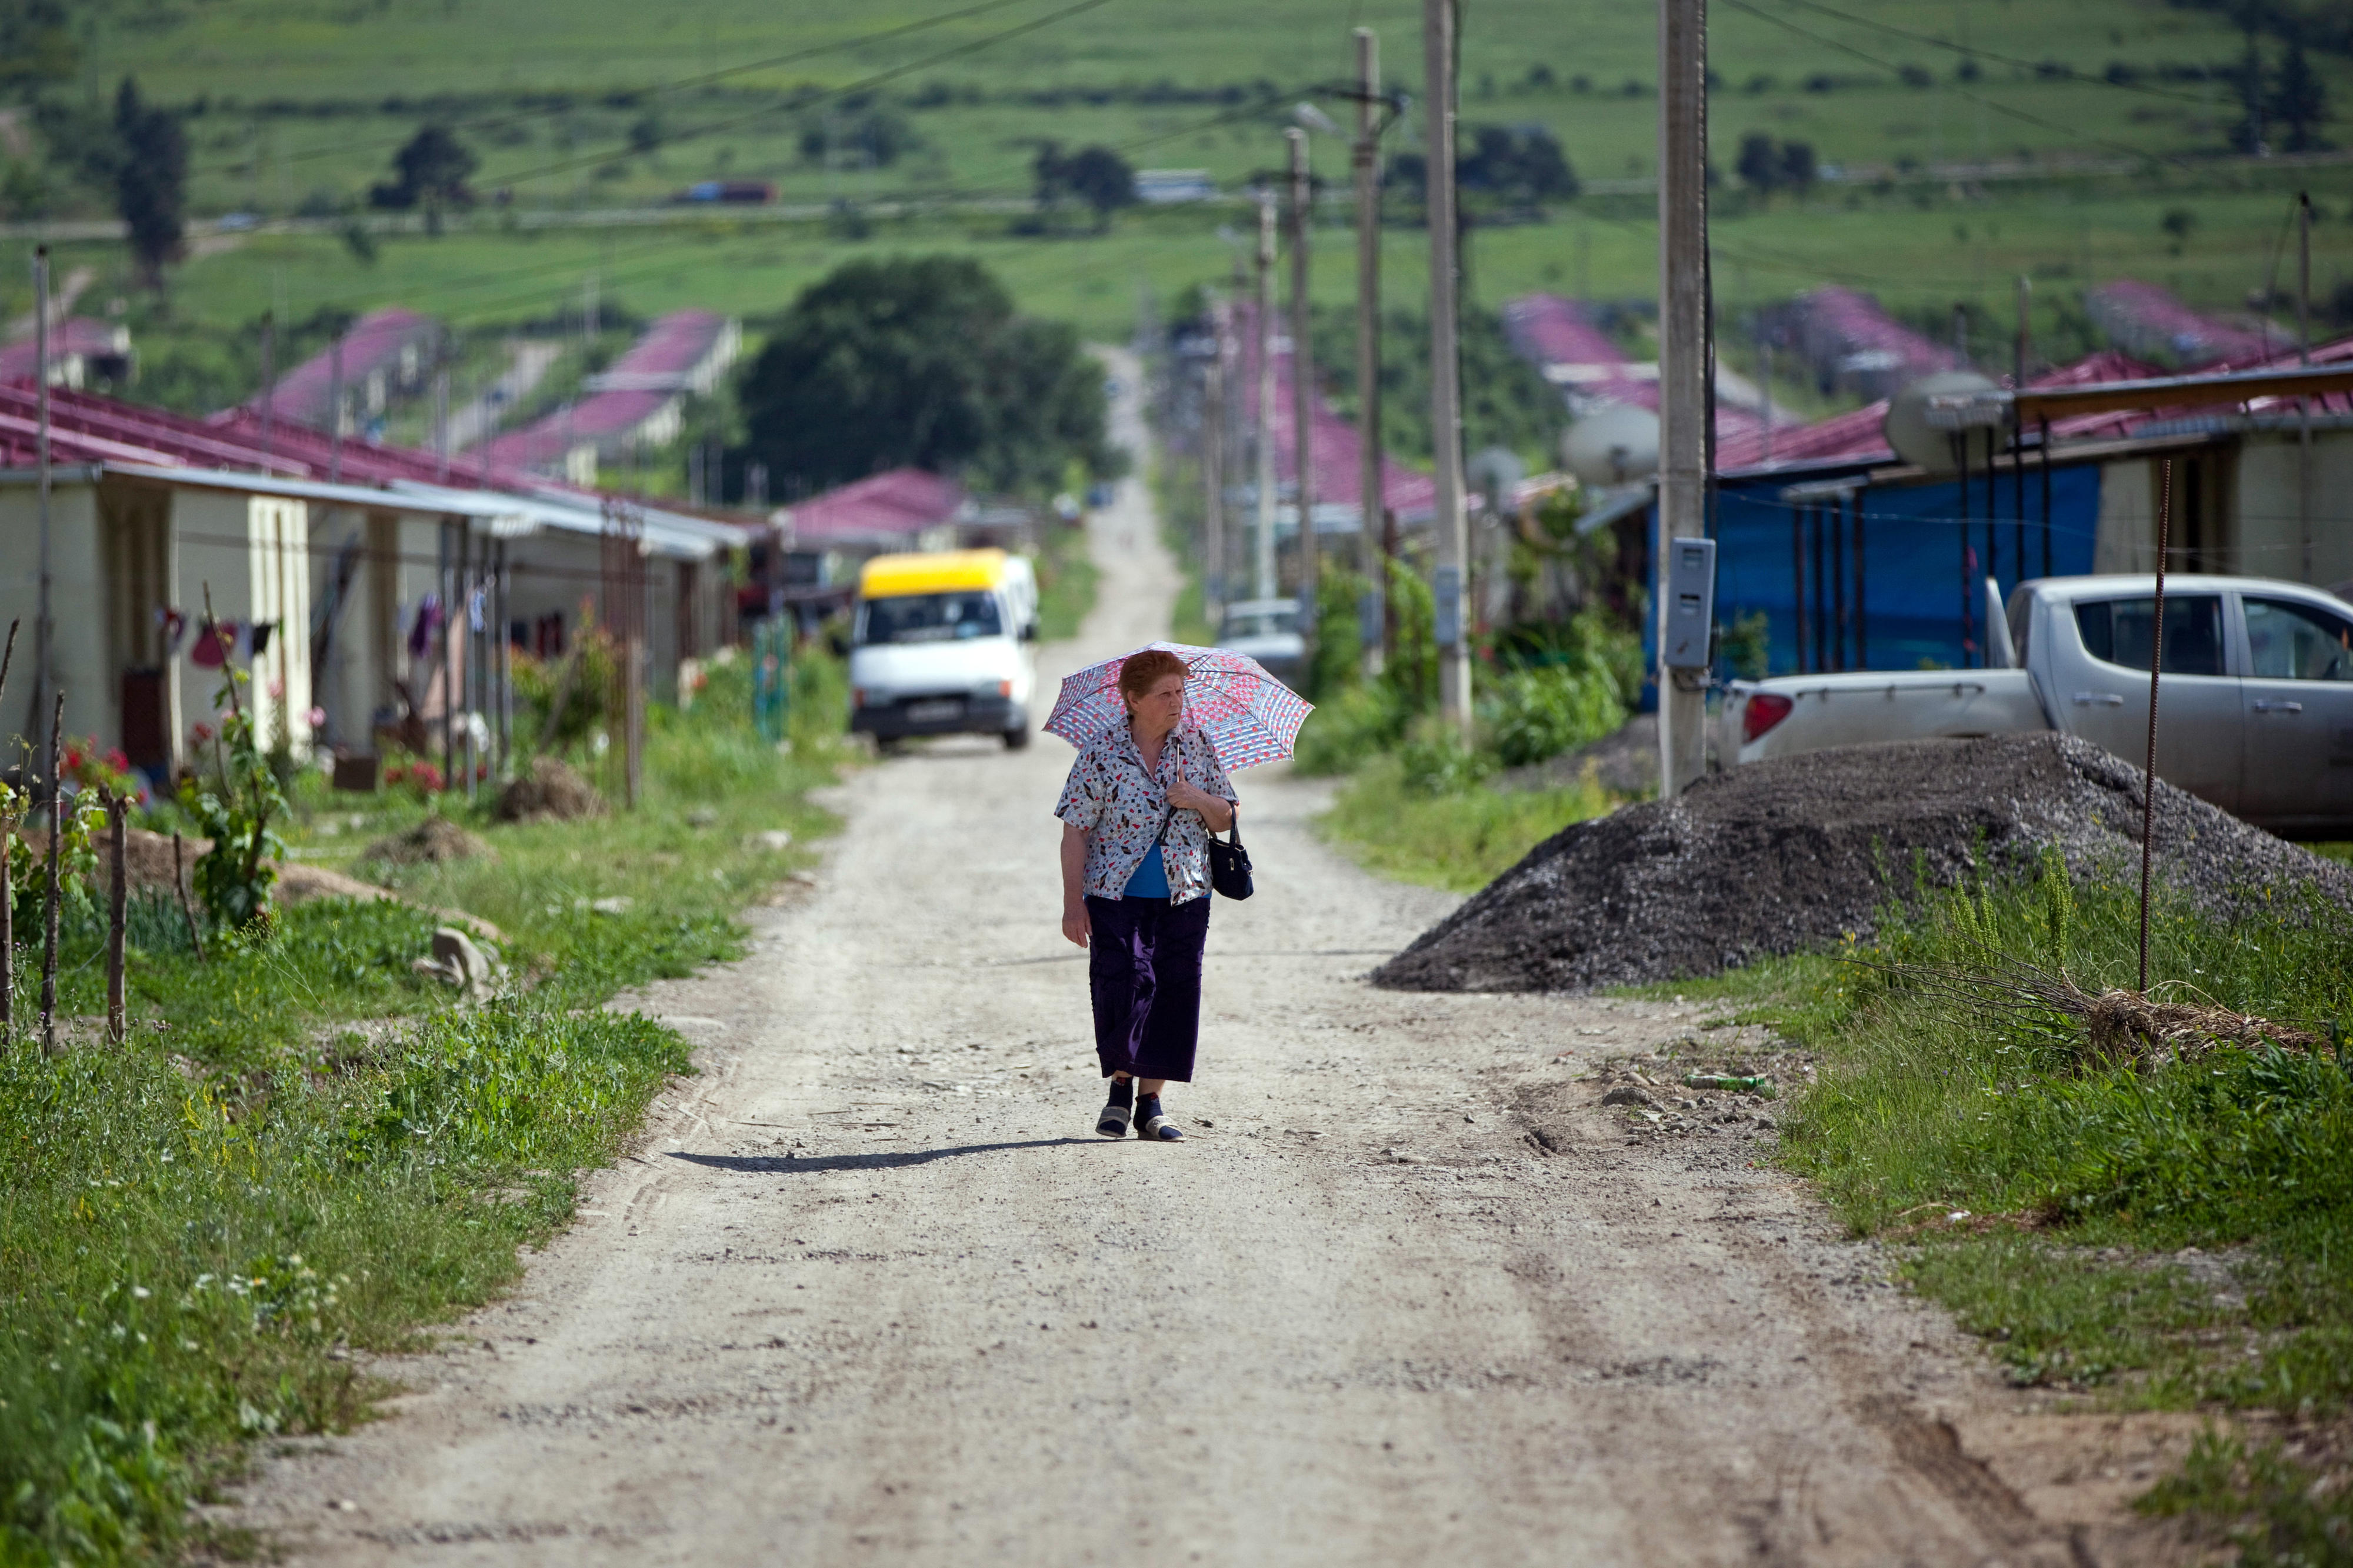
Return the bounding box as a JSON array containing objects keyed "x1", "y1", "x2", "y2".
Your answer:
[{"x1": 861, "y1": 590, "x2": 1004, "y2": 645}]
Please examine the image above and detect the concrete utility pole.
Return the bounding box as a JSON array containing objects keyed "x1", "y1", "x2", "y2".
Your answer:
[
  {"x1": 1424, "y1": 0, "x2": 1471, "y2": 737},
  {"x1": 1657, "y1": 0, "x2": 1711, "y2": 796},
  {"x1": 1254, "y1": 188, "x2": 1279, "y2": 603},
  {"x1": 1202, "y1": 291, "x2": 1228, "y2": 624},
  {"x1": 257, "y1": 311, "x2": 276, "y2": 471},
  {"x1": 1287, "y1": 127, "x2": 1318, "y2": 658},
  {"x1": 2298, "y1": 191, "x2": 2313, "y2": 579},
  {"x1": 1352, "y1": 26, "x2": 1388, "y2": 673},
  {"x1": 328, "y1": 336, "x2": 345, "y2": 483},
  {"x1": 31, "y1": 246, "x2": 52, "y2": 738}
]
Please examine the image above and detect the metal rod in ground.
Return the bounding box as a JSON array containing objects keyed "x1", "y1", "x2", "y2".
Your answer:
[
  {"x1": 106, "y1": 792, "x2": 126, "y2": 1046},
  {"x1": 0, "y1": 616, "x2": 16, "y2": 1043},
  {"x1": 2139, "y1": 456, "x2": 2173, "y2": 995},
  {"x1": 39, "y1": 690, "x2": 64, "y2": 1055},
  {"x1": 171, "y1": 830, "x2": 206, "y2": 963}
]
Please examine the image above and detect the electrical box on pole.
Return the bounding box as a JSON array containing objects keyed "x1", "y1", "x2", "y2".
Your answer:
[{"x1": 1662, "y1": 536, "x2": 1716, "y2": 670}]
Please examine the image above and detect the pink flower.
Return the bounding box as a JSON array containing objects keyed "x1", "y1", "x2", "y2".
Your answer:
[
  {"x1": 305, "y1": 706, "x2": 326, "y2": 729},
  {"x1": 191, "y1": 723, "x2": 214, "y2": 743}
]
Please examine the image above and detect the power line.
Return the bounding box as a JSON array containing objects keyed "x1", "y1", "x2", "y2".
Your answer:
[
  {"x1": 463, "y1": 0, "x2": 1121, "y2": 191},
  {"x1": 194, "y1": 0, "x2": 1051, "y2": 173},
  {"x1": 1717, "y1": 0, "x2": 2201, "y2": 175},
  {"x1": 1758, "y1": 0, "x2": 2224, "y2": 107}
]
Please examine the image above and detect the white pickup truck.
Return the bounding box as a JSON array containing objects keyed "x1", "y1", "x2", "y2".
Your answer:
[{"x1": 1719, "y1": 574, "x2": 2353, "y2": 839}]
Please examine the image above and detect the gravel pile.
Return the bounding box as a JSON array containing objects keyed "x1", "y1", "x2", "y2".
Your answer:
[
  {"x1": 495, "y1": 757, "x2": 605, "y2": 823},
  {"x1": 364, "y1": 816, "x2": 493, "y2": 865},
  {"x1": 1374, "y1": 733, "x2": 2353, "y2": 994}
]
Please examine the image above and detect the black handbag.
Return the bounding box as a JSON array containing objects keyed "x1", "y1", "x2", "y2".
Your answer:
[
  {"x1": 1206, "y1": 811, "x2": 1254, "y2": 900},
  {"x1": 1148, "y1": 800, "x2": 1253, "y2": 900}
]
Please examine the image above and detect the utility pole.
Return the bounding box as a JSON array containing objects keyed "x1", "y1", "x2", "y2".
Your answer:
[
  {"x1": 1424, "y1": 0, "x2": 1471, "y2": 736},
  {"x1": 1287, "y1": 127, "x2": 1318, "y2": 662},
  {"x1": 1254, "y1": 188, "x2": 1279, "y2": 603},
  {"x1": 1202, "y1": 291, "x2": 1228, "y2": 625},
  {"x1": 2297, "y1": 191, "x2": 2313, "y2": 579},
  {"x1": 328, "y1": 336, "x2": 345, "y2": 483},
  {"x1": 1657, "y1": 0, "x2": 1711, "y2": 796},
  {"x1": 31, "y1": 246, "x2": 52, "y2": 740},
  {"x1": 1352, "y1": 26, "x2": 1388, "y2": 673},
  {"x1": 257, "y1": 311, "x2": 276, "y2": 471},
  {"x1": 2014, "y1": 274, "x2": 2032, "y2": 386}
]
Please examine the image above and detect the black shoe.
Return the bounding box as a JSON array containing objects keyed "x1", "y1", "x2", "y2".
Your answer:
[
  {"x1": 1135, "y1": 1095, "x2": 1183, "y2": 1141},
  {"x1": 1096, "y1": 1079, "x2": 1134, "y2": 1138}
]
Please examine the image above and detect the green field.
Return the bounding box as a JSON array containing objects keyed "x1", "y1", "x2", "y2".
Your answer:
[{"x1": 4, "y1": 0, "x2": 2352, "y2": 437}]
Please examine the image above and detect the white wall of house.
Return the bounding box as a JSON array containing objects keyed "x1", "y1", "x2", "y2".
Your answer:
[
  {"x1": 0, "y1": 480, "x2": 106, "y2": 757},
  {"x1": 2092, "y1": 457, "x2": 2156, "y2": 573},
  {"x1": 2234, "y1": 425, "x2": 2353, "y2": 591},
  {"x1": 174, "y1": 488, "x2": 314, "y2": 758}
]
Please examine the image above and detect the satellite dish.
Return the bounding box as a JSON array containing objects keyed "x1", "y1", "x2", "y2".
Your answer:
[
  {"x1": 1883, "y1": 371, "x2": 2001, "y2": 473},
  {"x1": 1561, "y1": 405, "x2": 1660, "y2": 486},
  {"x1": 1466, "y1": 444, "x2": 1526, "y2": 505}
]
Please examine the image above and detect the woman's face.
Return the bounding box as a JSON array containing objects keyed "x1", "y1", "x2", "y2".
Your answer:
[{"x1": 1126, "y1": 672, "x2": 1186, "y2": 735}]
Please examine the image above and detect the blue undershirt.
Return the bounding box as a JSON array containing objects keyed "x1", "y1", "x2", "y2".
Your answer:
[{"x1": 1121, "y1": 846, "x2": 1171, "y2": 899}]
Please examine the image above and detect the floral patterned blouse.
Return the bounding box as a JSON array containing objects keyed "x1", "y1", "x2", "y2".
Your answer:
[{"x1": 1055, "y1": 723, "x2": 1237, "y2": 904}]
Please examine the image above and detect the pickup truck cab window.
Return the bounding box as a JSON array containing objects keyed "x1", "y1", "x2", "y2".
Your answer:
[
  {"x1": 2072, "y1": 594, "x2": 2225, "y2": 676},
  {"x1": 2245, "y1": 597, "x2": 2353, "y2": 682}
]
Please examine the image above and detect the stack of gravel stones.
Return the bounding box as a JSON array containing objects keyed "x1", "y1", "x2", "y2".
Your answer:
[{"x1": 1374, "y1": 733, "x2": 2353, "y2": 994}]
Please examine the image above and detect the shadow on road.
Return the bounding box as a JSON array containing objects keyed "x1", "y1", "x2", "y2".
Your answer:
[{"x1": 668, "y1": 1139, "x2": 1101, "y2": 1175}]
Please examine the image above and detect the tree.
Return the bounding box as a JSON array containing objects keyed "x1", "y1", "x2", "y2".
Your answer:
[
  {"x1": 1457, "y1": 125, "x2": 1577, "y2": 202},
  {"x1": 1779, "y1": 139, "x2": 1818, "y2": 190},
  {"x1": 1032, "y1": 142, "x2": 1137, "y2": 231},
  {"x1": 736, "y1": 256, "x2": 1118, "y2": 499},
  {"x1": 114, "y1": 78, "x2": 186, "y2": 289},
  {"x1": 2268, "y1": 40, "x2": 2329, "y2": 152},
  {"x1": 370, "y1": 125, "x2": 477, "y2": 235},
  {"x1": 1735, "y1": 131, "x2": 1782, "y2": 194}
]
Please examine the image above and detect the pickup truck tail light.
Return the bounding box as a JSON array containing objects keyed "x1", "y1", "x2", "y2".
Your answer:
[{"x1": 1742, "y1": 691, "x2": 1795, "y2": 743}]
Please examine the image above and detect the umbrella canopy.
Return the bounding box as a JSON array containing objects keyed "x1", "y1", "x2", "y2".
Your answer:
[{"x1": 1045, "y1": 641, "x2": 1314, "y2": 771}]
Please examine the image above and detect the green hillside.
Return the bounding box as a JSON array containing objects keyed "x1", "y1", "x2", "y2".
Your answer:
[{"x1": 2, "y1": 0, "x2": 2349, "y2": 439}]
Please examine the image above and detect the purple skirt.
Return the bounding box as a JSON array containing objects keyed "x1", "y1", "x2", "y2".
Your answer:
[{"x1": 1085, "y1": 893, "x2": 1211, "y2": 1083}]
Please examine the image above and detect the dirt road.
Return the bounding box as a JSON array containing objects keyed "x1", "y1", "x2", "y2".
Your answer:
[{"x1": 228, "y1": 370, "x2": 2178, "y2": 1566}]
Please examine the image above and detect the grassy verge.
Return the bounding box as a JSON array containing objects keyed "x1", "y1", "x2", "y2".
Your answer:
[
  {"x1": 1034, "y1": 519, "x2": 1099, "y2": 643},
  {"x1": 0, "y1": 647, "x2": 848, "y2": 1563},
  {"x1": 1667, "y1": 853, "x2": 2353, "y2": 1553},
  {"x1": 1315, "y1": 755, "x2": 1617, "y2": 893}
]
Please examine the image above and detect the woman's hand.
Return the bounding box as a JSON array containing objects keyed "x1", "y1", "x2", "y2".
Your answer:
[
  {"x1": 1166, "y1": 780, "x2": 1234, "y2": 832},
  {"x1": 1062, "y1": 902, "x2": 1092, "y2": 948}
]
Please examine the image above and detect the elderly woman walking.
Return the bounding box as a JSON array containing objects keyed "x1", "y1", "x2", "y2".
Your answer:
[{"x1": 1055, "y1": 648, "x2": 1236, "y2": 1142}]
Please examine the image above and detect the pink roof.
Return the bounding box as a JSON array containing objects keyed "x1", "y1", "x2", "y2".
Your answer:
[
  {"x1": 481, "y1": 310, "x2": 730, "y2": 471},
  {"x1": 2086, "y1": 281, "x2": 2276, "y2": 370},
  {"x1": 0, "y1": 319, "x2": 131, "y2": 381},
  {"x1": 245, "y1": 307, "x2": 436, "y2": 428},
  {"x1": 1501, "y1": 293, "x2": 1627, "y2": 371},
  {"x1": 1230, "y1": 299, "x2": 1438, "y2": 522},
  {"x1": 606, "y1": 309, "x2": 731, "y2": 377},
  {"x1": 779, "y1": 467, "x2": 966, "y2": 543},
  {"x1": 0, "y1": 379, "x2": 752, "y2": 539}
]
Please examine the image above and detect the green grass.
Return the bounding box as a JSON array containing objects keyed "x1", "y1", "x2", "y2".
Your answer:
[
  {"x1": 1658, "y1": 852, "x2": 2353, "y2": 1550},
  {"x1": 1033, "y1": 518, "x2": 1099, "y2": 642},
  {"x1": 0, "y1": 646, "x2": 849, "y2": 1564},
  {"x1": 1314, "y1": 753, "x2": 1619, "y2": 892},
  {"x1": 45, "y1": 0, "x2": 2353, "y2": 221}
]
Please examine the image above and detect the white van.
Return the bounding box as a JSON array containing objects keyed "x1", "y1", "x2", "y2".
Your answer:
[{"x1": 848, "y1": 549, "x2": 1039, "y2": 749}]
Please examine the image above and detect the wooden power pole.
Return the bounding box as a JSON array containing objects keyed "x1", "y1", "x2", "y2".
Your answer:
[
  {"x1": 1657, "y1": 0, "x2": 1711, "y2": 796},
  {"x1": 1202, "y1": 291, "x2": 1228, "y2": 625},
  {"x1": 1352, "y1": 27, "x2": 1389, "y2": 673},
  {"x1": 1424, "y1": 0, "x2": 1471, "y2": 736},
  {"x1": 1287, "y1": 128, "x2": 1318, "y2": 662}
]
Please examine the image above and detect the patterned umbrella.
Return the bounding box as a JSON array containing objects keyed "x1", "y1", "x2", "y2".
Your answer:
[{"x1": 1045, "y1": 641, "x2": 1314, "y2": 771}]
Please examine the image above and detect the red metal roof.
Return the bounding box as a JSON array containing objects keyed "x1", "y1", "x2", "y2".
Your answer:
[
  {"x1": 242, "y1": 307, "x2": 437, "y2": 428},
  {"x1": 779, "y1": 467, "x2": 966, "y2": 543}
]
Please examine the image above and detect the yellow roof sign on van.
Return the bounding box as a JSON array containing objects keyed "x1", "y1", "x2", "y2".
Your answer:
[{"x1": 858, "y1": 548, "x2": 1009, "y2": 599}]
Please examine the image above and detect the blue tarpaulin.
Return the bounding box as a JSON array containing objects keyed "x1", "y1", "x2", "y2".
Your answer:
[{"x1": 1639, "y1": 461, "x2": 2103, "y2": 695}]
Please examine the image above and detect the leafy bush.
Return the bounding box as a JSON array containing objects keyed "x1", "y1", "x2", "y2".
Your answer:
[{"x1": 1487, "y1": 663, "x2": 1624, "y2": 768}]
